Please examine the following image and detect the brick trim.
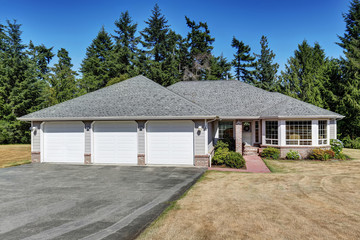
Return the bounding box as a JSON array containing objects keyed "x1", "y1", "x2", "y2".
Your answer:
[
  {"x1": 194, "y1": 155, "x2": 209, "y2": 167},
  {"x1": 260, "y1": 145, "x2": 331, "y2": 159},
  {"x1": 235, "y1": 120, "x2": 243, "y2": 154},
  {"x1": 138, "y1": 154, "x2": 145, "y2": 166},
  {"x1": 84, "y1": 154, "x2": 91, "y2": 164},
  {"x1": 31, "y1": 152, "x2": 41, "y2": 163}
]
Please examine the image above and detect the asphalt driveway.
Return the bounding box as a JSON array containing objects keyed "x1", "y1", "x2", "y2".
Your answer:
[{"x1": 0, "y1": 164, "x2": 205, "y2": 240}]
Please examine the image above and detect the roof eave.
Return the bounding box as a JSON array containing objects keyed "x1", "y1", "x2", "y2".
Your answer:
[
  {"x1": 216, "y1": 115, "x2": 344, "y2": 120},
  {"x1": 260, "y1": 115, "x2": 345, "y2": 120},
  {"x1": 17, "y1": 115, "x2": 217, "y2": 122}
]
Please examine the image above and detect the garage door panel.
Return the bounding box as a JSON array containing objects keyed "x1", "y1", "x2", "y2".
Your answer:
[
  {"x1": 94, "y1": 121, "x2": 137, "y2": 164},
  {"x1": 147, "y1": 121, "x2": 193, "y2": 165},
  {"x1": 44, "y1": 122, "x2": 85, "y2": 163}
]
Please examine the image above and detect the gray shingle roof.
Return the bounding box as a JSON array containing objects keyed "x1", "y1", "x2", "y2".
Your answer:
[
  {"x1": 168, "y1": 80, "x2": 344, "y2": 119},
  {"x1": 19, "y1": 76, "x2": 214, "y2": 121}
]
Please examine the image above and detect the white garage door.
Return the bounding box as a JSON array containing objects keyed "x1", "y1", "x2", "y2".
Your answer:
[
  {"x1": 93, "y1": 121, "x2": 137, "y2": 164},
  {"x1": 147, "y1": 121, "x2": 194, "y2": 165},
  {"x1": 43, "y1": 122, "x2": 85, "y2": 163}
]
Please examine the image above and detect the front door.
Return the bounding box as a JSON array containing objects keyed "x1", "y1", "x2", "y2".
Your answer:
[{"x1": 242, "y1": 122, "x2": 252, "y2": 145}]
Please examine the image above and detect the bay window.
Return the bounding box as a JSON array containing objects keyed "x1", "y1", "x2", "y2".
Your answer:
[{"x1": 286, "y1": 121, "x2": 312, "y2": 145}]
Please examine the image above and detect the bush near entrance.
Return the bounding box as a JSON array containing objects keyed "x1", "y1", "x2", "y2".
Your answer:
[{"x1": 212, "y1": 140, "x2": 245, "y2": 169}]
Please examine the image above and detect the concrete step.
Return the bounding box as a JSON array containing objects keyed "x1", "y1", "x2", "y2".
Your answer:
[{"x1": 243, "y1": 152, "x2": 259, "y2": 156}]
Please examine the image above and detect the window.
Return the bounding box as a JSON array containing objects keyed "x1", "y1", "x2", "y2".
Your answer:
[
  {"x1": 219, "y1": 121, "x2": 233, "y2": 139},
  {"x1": 318, "y1": 120, "x2": 327, "y2": 145},
  {"x1": 265, "y1": 121, "x2": 278, "y2": 145},
  {"x1": 255, "y1": 121, "x2": 259, "y2": 143},
  {"x1": 286, "y1": 121, "x2": 312, "y2": 145}
]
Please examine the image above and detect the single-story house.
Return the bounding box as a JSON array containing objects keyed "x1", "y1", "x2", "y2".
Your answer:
[{"x1": 19, "y1": 75, "x2": 344, "y2": 166}]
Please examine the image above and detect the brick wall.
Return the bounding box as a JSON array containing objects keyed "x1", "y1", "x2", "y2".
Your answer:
[
  {"x1": 31, "y1": 152, "x2": 41, "y2": 163},
  {"x1": 261, "y1": 145, "x2": 331, "y2": 159},
  {"x1": 138, "y1": 154, "x2": 145, "y2": 166},
  {"x1": 235, "y1": 120, "x2": 243, "y2": 154},
  {"x1": 194, "y1": 155, "x2": 209, "y2": 167},
  {"x1": 84, "y1": 154, "x2": 91, "y2": 164}
]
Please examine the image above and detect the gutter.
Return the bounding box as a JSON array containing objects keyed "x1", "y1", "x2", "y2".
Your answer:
[
  {"x1": 17, "y1": 115, "x2": 218, "y2": 122},
  {"x1": 259, "y1": 115, "x2": 345, "y2": 120},
  {"x1": 218, "y1": 115, "x2": 344, "y2": 120}
]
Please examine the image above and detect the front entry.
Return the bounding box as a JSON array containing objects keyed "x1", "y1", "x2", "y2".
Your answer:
[{"x1": 242, "y1": 122, "x2": 252, "y2": 146}]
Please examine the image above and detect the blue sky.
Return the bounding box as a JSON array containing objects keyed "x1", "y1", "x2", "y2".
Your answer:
[{"x1": 1, "y1": 0, "x2": 350, "y2": 73}]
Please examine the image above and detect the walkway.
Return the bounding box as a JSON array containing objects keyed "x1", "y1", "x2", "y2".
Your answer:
[{"x1": 208, "y1": 155, "x2": 271, "y2": 173}]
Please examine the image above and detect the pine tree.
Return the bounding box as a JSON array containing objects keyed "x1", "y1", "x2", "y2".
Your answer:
[
  {"x1": 231, "y1": 37, "x2": 255, "y2": 82},
  {"x1": 183, "y1": 17, "x2": 215, "y2": 80},
  {"x1": 336, "y1": 0, "x2": 360, "y2": 138},
  {"x1": 279, "y1": 41, "x2": 328, "y2": 108},
  {"x1": 254, "y1": 36, "x2": 279, "y2": 90},
  {"x1": 207, "y1": 55, "x2": 232, "y2": 80},
  {"x1": 80, "y1": 26, "x2": 115, "y2": 93},
  {"x1": 140, "y1": 4, "x2": 181, "y2": 86},
  {"x1": 48, "y1": 48, "x2": 78, "y2": 104},
  {"x1": 0, "y1": 20, "x2": 48, "y2": 143},
  {"x1": 112, "y1": 11, "x2": 140, "y2": 77},
  {"x1": 140, "y1": 4, "x2": 169, "y2": 62}
]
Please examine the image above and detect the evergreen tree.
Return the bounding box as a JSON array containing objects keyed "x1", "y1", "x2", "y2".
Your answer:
[
  {"x1": 254, "y1": 36, "x2": 279, "y2": 90},
  {"x1": 279, "y1": 41, "x2": 328, "y2": 108},
  {"x1": 0, "y1": 20, "x2": 48, "y2": 143},
  {"x1": 231, "y1": 37, "x2": 255, "y2": 82},
  {"x1": 112, "y1": 11, "x2": 140, "y2": 77},
  {"x1": 336, "y1": 0, "x2": 360, "y2": 138},
  {"x1": 80, "y1": 26, "x2": 115, "y2": 93},
  {"x1": 140, "y1": 4, "x2": 181, "y2": 86},
  {"x1": 140, "y1": 4, "x2": 169, "y2": 62},
  {"x1": 48, "y1": 48, "x2": 78, "y2": 104},
  {"x1": 183, "y1": 17, "x2": 215, "y2": 80},
  {"x1": 207, "y1": 55, "x2": 232, "y2": 80}
]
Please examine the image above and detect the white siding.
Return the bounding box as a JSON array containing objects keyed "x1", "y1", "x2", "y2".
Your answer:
[
  {"x1": 31, "y1": 121, "x2": 41, "y2": 152},
  {"x1": 194, "y1": 120, "x2": 206, "y2": 155},
  {"x1": 84, "y1": 121, "x2": 92, "y2": 154},
  {"x1": 137, "y1": 121, "x2": 146, "y2": 154},
  {"x1": 330, "y1": 119, "x2": 337, "y2": 139}
]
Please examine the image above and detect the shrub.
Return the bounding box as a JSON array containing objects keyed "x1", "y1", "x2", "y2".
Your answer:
[
  {"x1": 330, "y1": 139, "x2": 344, "y2": 154},
  {"x1": 212, "y1": 140, "x2": 230, "y2": 165},
  {"x1": 342, "y1": 136, "x2": 360, "y2": 149},
  {"x1": 221, "y1": 137, "x2": 235, "y2": 151},
  {"x1": 336, "y1": 152, "x2": 350, "y2": 160},
  {"x1": 309, "y1": 149, "x2": 335, "y2": 161},
  {"x1": 286, "y1": 150, "x2": 301, "y2": 160},
  {"x1": 215, "y1": 140, "x2": 229, "y2": 150},
  {"x1": 260, "y1": 147, "x2": 280, "y2": 159},
  {"x1": 225, "y1": 151, "x2": 245, "y2": 169}
]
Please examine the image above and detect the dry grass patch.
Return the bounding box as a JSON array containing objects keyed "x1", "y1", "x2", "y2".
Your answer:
[
  {"x1": 0, "y1": 144, "x2": 31, "y2": 168},
  {"x1": 343, "y1": 148, "x2": 360, "y2": 159},
  {"x1": 139, "y1": 150, "x2": 360, "y2": 240}
]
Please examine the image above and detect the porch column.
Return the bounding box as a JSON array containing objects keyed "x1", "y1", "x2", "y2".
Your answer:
[{"x1": 235, "y1": 120, "x2": 243, "y2": 154}]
